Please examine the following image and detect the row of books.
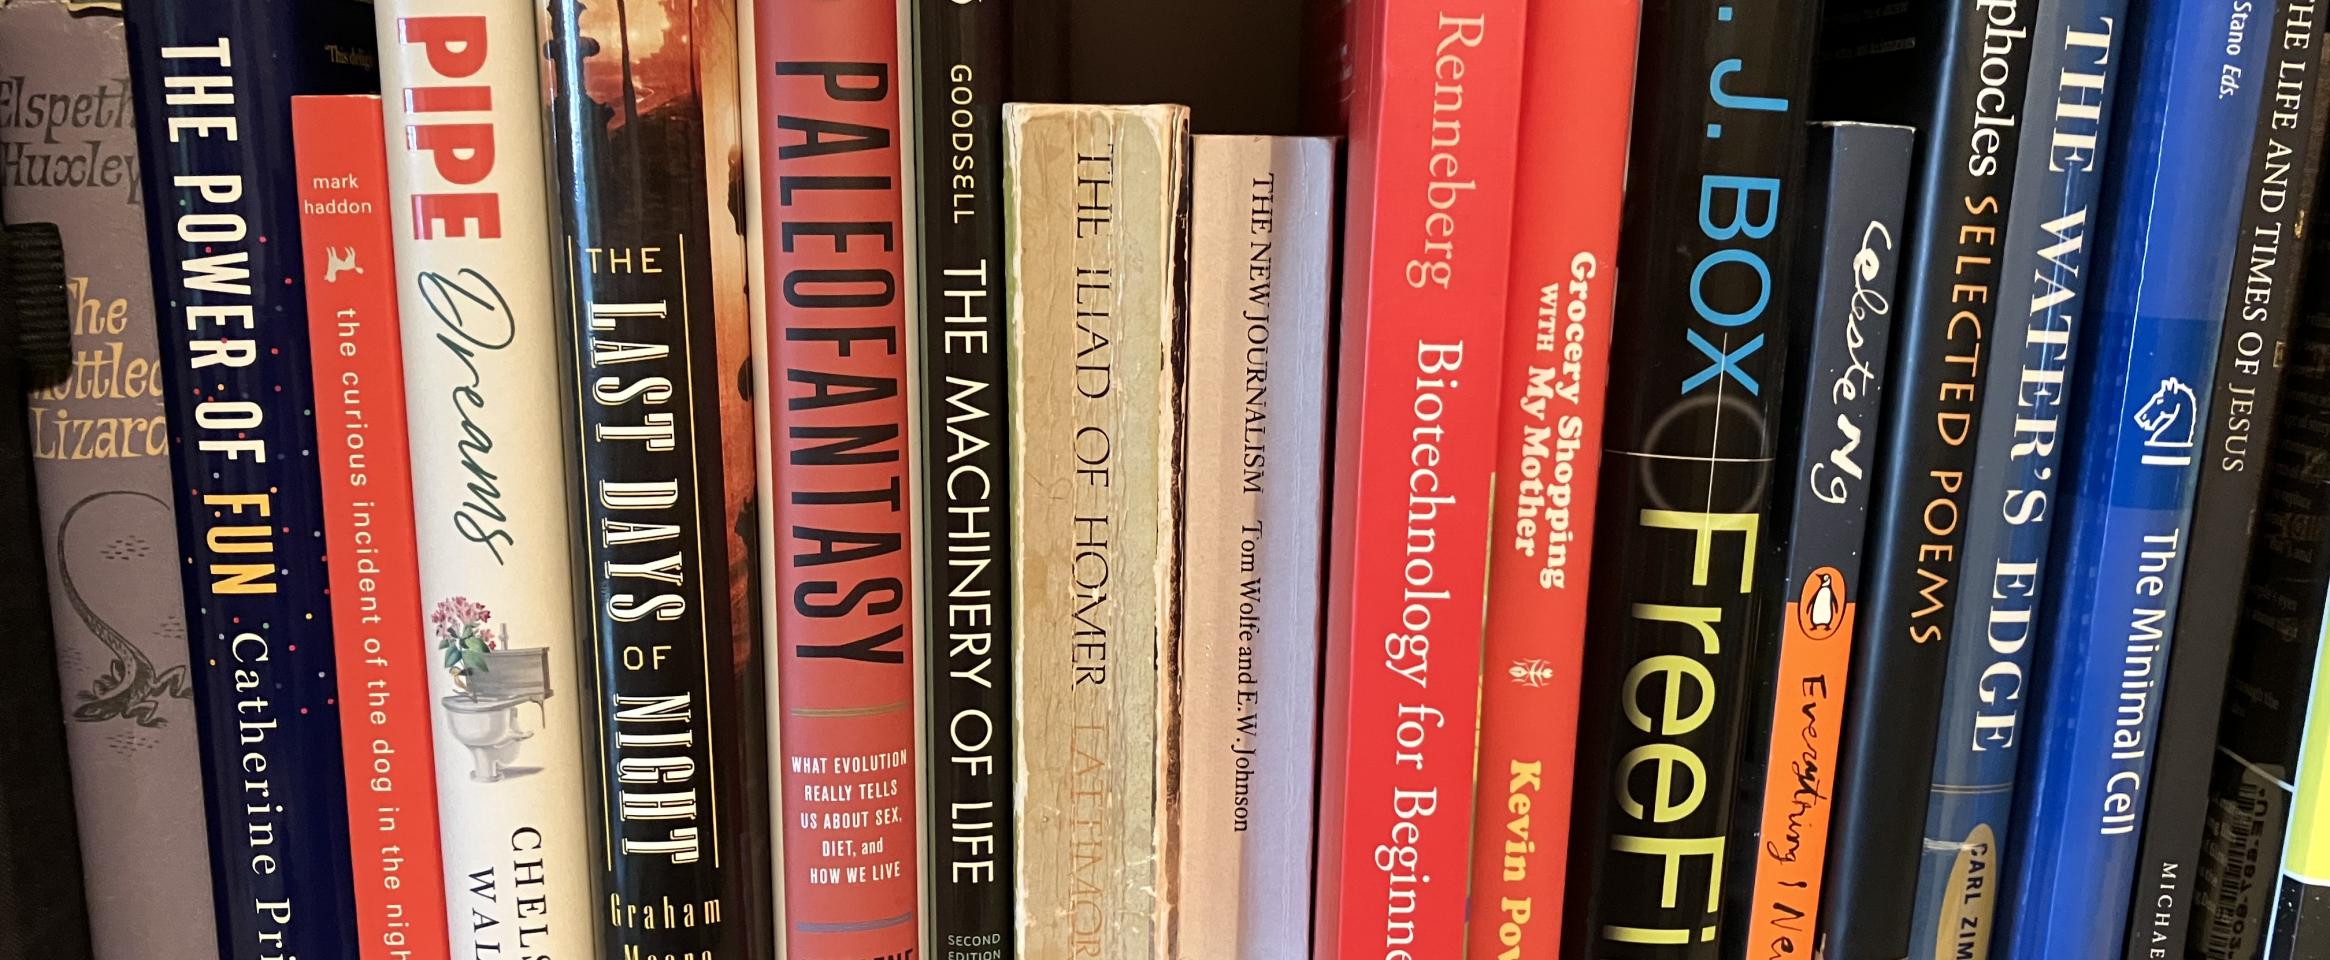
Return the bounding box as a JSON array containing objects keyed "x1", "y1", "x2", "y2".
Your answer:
[{"x1": 5, "y1": 0, "x2": 2330, "y2": 960}]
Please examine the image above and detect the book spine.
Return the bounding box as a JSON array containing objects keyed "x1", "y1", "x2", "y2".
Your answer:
[
  {"x1": 1309, "y1": 2, "x2": 1526, "y2": 954},
  {"x1": 1723, "y1": 121, "x2": 1914, "y2": 959},
  {"x1": 1903, "y1": 5, "x2": 2129, "y2": 956},
  {"x1": 1554, "y1": 1, "x2": 1818, "y2": 955},
  {"x1": 2126, "y1": 15, "x2": 2330, "y2": 959},
  {"x1": 746, "y1": 0, "x2": 923, "y2": 953},
  {"x1": 1005, "y1": 102, "x2": 1188, "y2": 959},
  {"x1": 536, "y1": 3, "x2": 753, "y2": 954},
  {"x1": 1993, "y1": 1, "x2": 2270, "y2": 954},
  {"x1": 292, "y1": 94, "x2": 453, "y2": 960},
  {"x1": 369, "y1": 6, "x2": 607, "y2": 957},
  {"x1": 1462, "y1": 0, "x2": 1636, "y2": 953},
  {"x1": 120, "y1": 3, "x2": 376, "y2": 956},
  {"x1": 1175, "y1": 133, "x2": 1335, "y2": 960},
  {"x1": 910, "y1": 0, "x2": 1016, "y2": 948},
  {"x1": 2191, "y1": 232, "x2": 2330, "y2": 959},
  {"x1": 1815, "y1": 3, "x2": 2038, "y2": 955},
  {"x1": 0, "y1": 3, "x2": 221, "y2": 957},
  {"x1": 2267, "y1": 615, "x2": 2330, "y2": 958}
]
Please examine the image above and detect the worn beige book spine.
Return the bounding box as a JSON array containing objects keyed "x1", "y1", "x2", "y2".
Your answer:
[
  {"x1": 1172, "y1": 133, "x2": 1337, "y2": 960},
  {"x1": 1006, "y1": 102, "x2": 1191, "y2": 959}
]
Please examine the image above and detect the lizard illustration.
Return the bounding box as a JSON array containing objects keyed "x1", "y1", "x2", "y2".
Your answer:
[{"x1": 58, "y1": 490, "x2": 192, "y2": 727}]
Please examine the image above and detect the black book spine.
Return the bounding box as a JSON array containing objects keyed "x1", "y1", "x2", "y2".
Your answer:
[
  {"x1": 1720, "y1": 120, "x2": 1914, "y2": 959},
  {"x1": 2191, "y1": 91, "x2": 2330, "y2": 960},
  {"x1": 1812, "y1": 2, "x2": 2037, "y2": 955},
  {"x1": 537, "y1": 2, "x2": 752, "y2": 955},
  {"x1": 2124, "y1": 24, "x2": 2330, "y2": 960},
  {"x1": 914, "y1": 0, "x2": 1016, "y2": 950},
  {"x1": 1559, "y1": 0, "x2": 1820, "y2": 955}
]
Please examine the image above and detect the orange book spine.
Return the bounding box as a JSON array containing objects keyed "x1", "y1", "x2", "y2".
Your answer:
[
  {"x1": 1464, "y1": 1, "x2": 1639, "y2": 955},
  {"x1": 292, "y1": 93, "x2": 452, "y2": 960}
]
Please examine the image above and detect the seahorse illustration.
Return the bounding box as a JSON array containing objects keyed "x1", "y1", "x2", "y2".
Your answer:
[{"x1": 58, "y1": 490, "x2": 192, "y2": 727}]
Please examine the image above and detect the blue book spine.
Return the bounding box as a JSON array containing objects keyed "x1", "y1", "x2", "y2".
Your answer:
[
  {"x1": 119, "y1": 3, "x2": 376, "y2": 959},
  {"x1": 1996, "y1": 0, "x2": 2273, "y2": 956},
  {"x1": 1906, "y1": 3, "x2": 2132, "y2": 956}
]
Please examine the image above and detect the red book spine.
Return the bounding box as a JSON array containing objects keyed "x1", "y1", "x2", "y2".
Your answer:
[
  {"x1": 291, "y1": 94, "x2": 451, "y2": 960},
  {"x1": 1464, "y1": 0, "x2": 1639, "y2": 954},
  {"x1": 1311, "y1": 0, "x2": 1528, "y2": 955},
  {"x1": 746, "y1": 0, "x2": 921, "y2": 952}
]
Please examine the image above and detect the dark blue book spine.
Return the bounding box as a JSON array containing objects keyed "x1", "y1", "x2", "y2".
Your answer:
[
  {"x1": 118, "y1": 2, "x2": 377, "y2": 959},
  {"x1": 1904, "y1": 3, "x2": 2130, "y2": 956},
  {"x1": 1809, "y1": 2, "x2": 2037, "y2": 953},
  {"x1": 1995, "y1": 0, "x2": 2272, "y2": 955}
]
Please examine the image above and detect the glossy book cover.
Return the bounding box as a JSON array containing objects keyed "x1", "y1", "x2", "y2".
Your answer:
[
  {"x1": 538, "y1": 0, "x2": 762, "y2": 954},
  {"x1": 371, "y1": 4, "x2": 608, "y2": 958},
  {"x1": 1995, "y1": 0, "x2": 2271, "y2": 954},
  {"x1": 910, "y1": 0, "x2": 1016, "y2": 948},
  {"x1": 119, "y1": 2, "x2": 376, "y2": 957},
  {"x1": 744, "y1": 0, "x2": 923, "y2": 953},
  {"x1": 1557, "y1": 0, "x2": 1820, "y2": 954},
  {"x1": 1906, "y1": 3, "x2": 2130, "y2": 955}
]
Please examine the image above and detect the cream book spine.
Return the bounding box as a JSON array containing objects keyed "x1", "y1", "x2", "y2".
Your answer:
[
  {"x1": 1173, "y1": 133, "x2": 1336, "y2": 960},
  {"x1": 373, "y1": 4, "x2": 599, "y2": 955},
  {"x1": 1006, "y1": 101, "x2": 1191, "y2": 959}
]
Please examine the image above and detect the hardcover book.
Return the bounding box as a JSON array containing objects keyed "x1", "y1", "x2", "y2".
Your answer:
[
  {"x1": 0, "y1": 2, "x2": 219, "y2": 957},
  {"x1": 1463, "y1": 0, "x2": 1636, "y2": 952},
  {"x1": 1907, "y1": 3, "x2": 2131, "y2": 956},
  {"x1": 910, "y1": 0, "x2": 1016, "y2": 948},
  {"x1": 2125, "y1": 10, "x2": 2330, "y2": 957},
  {"x1": 538, "y1": 1, "x2": 761, "y2": 954},
  {"x1": 2191, "y1": 147, "x2": 2330, "y2": 960},
  {"x1": 1724, "y1": 120, "x2": 1913, "y2": 958},
  {"x1": 292, "y1": 93, "x2": 452, "y2": 960},
  {"x1": 1555, "y1": 0, "x2": 1819, "y2": 954},
  {"x1": 1810, "y1": 2, "x2": 2039, "y2": 954},
  {"x1": 1994, "y1": 0, "x2": 2270, "y2": 953},
  {"x1": 120, "y1": 3, "x2": 376, "y2": 956},
  {"x1": 743, "y1": 0, "x2": 923, "y2": 953},
  {"x1": 370, "y1": 5, "x2": 607, "y2": 957},
  {"x1": 1004, "y1": 101, "x2": 1188, "y2": 959},
  {"x1": 1309, "y1": 1, "x2": 1526, "y2": 955},
  {"x1": 1175, "y1": 132, "x2": 1336, "y2": 960}
]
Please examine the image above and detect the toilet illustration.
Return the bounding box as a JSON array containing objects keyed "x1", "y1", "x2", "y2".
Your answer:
[{"x1": 439, "y1": 645, "x2": 552, "y2": 782}]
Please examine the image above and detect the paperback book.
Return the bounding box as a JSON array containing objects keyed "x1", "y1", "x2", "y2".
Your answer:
[
  {"x1": 1175, "y1": 133, "x2": 1335, "y2": 960},
  {"x1": 2125, "y1": 9, "x2": 2330, "y2": 956},
  {"x1": 2191, "y1": 161, "x2": 2330, "y2": 960},
  {"x1": 1724, "y1": 120, "x2": 1913, "y2": 958},
  {"x1": 292, "y1": 93, "x2": 452, "y2": 960},
  {"x1": 1811, "y1": 2, "x2": 2038, "y2": 952},
  {"x1": 1997, "y1": 0, "x2": 2271, "y2": 953},
  {"x1": 1907, "y1": 3, "x2": 2130, "y2": 956},
  {"x1": 1463, "y1": 0, "x2": 1636, "y2": 951},
  {"x1": 1310, "y1": 1, "x2": 1526, "y2": 954},
  {"x1": 1004, "y1": 102, "x2": 1189, "y2": 958}
]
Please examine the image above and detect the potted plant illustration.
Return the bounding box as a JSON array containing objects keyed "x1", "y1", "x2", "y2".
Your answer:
[{"x1": 434, "y1": 596, "x2": 498, "y2": 694}]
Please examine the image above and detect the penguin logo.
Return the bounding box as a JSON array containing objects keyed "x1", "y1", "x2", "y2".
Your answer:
[{"x1": 1798, "y1": 566, "x2": 1847, "y2": 640}]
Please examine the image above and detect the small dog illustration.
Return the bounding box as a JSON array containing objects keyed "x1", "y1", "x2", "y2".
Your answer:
[{"x1": 324, "y1": 246, "x2": 363, "y2": 283}]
